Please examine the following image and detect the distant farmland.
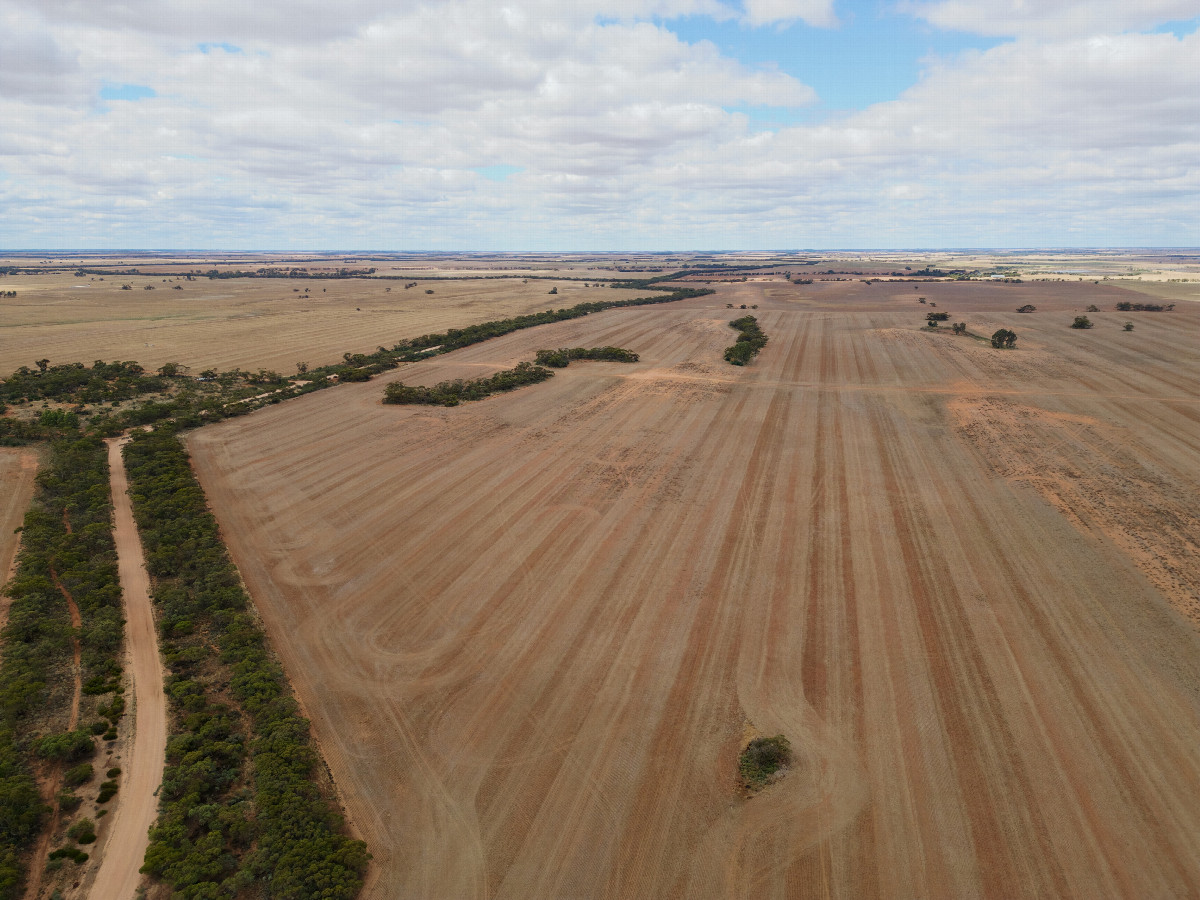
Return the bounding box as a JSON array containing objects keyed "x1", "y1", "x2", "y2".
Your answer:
[{"x1": 187, "y1": 276, "x2": 1200, "y2": 898}]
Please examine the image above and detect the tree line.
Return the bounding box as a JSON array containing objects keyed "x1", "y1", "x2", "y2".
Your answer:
[
  {"x1": 123, "y1": 428, "x2": 369, "y2": 899},
  {"x1": 533, "y1": 347, "x2": 639, "y2": 367}
]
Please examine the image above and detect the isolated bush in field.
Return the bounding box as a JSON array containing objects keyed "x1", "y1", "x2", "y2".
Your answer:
[
  {"x1": 1016, "y1": 304, "x2": 1036, "y2": 313},
  {"x1": 991, "y1": 328, "x2": 1017, "y2": 349},
  {"x1": 1071, "y1": 316, "x2": 1093, "y2": 329},
  {"x1": 1124, "y1": 322, "x2": 1134, "y2": 331},
  {"x1": 1086, "y1": 304, "x2": 1099, "y2": 312},
  {"x1": 739, "y1": 735, "x2": 792, "y2": 789}
]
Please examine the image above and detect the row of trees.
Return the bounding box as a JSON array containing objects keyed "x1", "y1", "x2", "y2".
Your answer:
[
  {"x1": 384, "y1": 361, "x2": 553, "y2": 406},
  {"x1": 533, "y1": 347, "x2": 639, "y2": 367},
  {"x1": 0, "y1": 436, "x2": 124, "y2": 897},
  {"x1": 724, "y1": 315, "x2": 768, "y2": 366},
  {"x1": 124, "y1": 428, "x2": 369, "y2": 899}
]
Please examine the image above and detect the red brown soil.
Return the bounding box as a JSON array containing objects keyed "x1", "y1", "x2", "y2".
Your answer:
[{"x1": 188, "y1": 278, "x2": 1200, "y2": 898}]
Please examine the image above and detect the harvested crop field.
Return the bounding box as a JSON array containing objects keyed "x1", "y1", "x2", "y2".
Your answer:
[
  {"x1": 0, "y1": 273, "x2": 643, "y2": 375},
  {"x1": 188, "y1": 278, "x2": 1200, "y2": 898}
]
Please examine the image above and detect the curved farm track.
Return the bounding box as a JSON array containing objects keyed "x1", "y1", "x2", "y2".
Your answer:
[{"x1": 189, "y1": 280, "x2": 1200, "y2": 898}]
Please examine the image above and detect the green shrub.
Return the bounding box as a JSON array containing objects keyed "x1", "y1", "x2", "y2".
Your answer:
[
  {"x1": 739, "y1": 735, "x2": 792, "y2": 789},
  {"x1": 34, "y1": 730, "x2": 94, "y2": 763},
  {"x1": 66, "y1": 818, "x2": 96, "y2": 844},
  {"x1": 96, "y1": 781, "x2": 118, "y2": 803},
  {"x1": 63, "y1": 763, "x2": 93, "y2": 787},
  {"x1": 106, "y1": 767, "x2": 121, "y2": 778},
  {"x1": 56, "y1": 790, "x2": 81, "y2": 812},
  {"x1": 47, "y1": 847, "x2": 88, "y2": 864}
]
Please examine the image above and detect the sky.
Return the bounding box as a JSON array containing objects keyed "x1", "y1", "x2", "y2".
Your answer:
[{"x1": 1, "y1": 0, "x2": 1199, "y2": 250}]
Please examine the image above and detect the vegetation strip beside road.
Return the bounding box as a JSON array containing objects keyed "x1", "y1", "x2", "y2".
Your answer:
[
  {"x1": 89, "y1": 438, "x2": 167, "y2": 900},
  {"x1": 0, "y1": 437, "x2": 125, "y2": 899},
  {"x1": 124, "y1": 427, "x2": 368, "y2": 899}
]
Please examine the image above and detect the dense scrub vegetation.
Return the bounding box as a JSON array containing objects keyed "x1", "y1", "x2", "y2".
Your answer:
[
  {"x1": 739, "y1": 735, "x2": 792, "y2": 790},
  {"x1": 0, "y1": 436, "x2": 120, "y2": 897},
  {"x1": 533, "y1": 346, "x2": 639, "y2": 367},
  {"x1": 124, "y1": 428, "x2": 368, "y2": 899},
  {"x1": 724, "y1": 315, "x2": 768, "y2": 366},
  {"x1": 384, "y1": 361, "x2": 553, "y2": 406}
]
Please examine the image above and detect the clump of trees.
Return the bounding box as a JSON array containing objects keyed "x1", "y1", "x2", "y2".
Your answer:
[
  {"x1": 1071, "y1": 316, "x2": 1093, "y2": 329},
  {"x1": 533, "y1": 347, "x2": 639, "y2": 368},
  {"x1": 991, "y1": 328, "x2": 1017, "y2": 348},
  {"x1": 1115, "y1": 300, "x2": 1174, "y2": 311},
  {"x1": 1016, "y1": 304, "x2": 1037, "y2": 313},
  {"x1": 724, "y1": 315, "x2": 768, "y2": 366},
  {"x1": 124, "y1": 428, "x2": 369, "y2": 899},
  {"x1": 739, "y1": 735, "x2": 792, "y2": 790},
  {"x1": 925, "y1": 311, "x2": 950, "y2": 326},
  {"x1": 1086, "y1": 304, "x2": 1100, "y2": 312},
  {"x1": 384, "y1": 361, "x2": 553, "y2": 406},
  {"x1": 951, "y1": 322, "x2": 968, "y2": 335}
]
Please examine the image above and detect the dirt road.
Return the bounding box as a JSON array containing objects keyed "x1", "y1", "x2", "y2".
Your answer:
[
  {"x1": 189, "y1": 280, "x2": 1200, "y2": 898},
  {"x1": 89, "y1": 438, "x2": 167, "y2": 900}
]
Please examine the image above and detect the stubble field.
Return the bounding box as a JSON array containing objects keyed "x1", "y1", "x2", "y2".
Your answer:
[
  {"x1": 0, "y1": 272, "x2": 642, "y2": 375},
  {"x1": 186, "y1": 277, "x2": 1200, "y2": 899}
]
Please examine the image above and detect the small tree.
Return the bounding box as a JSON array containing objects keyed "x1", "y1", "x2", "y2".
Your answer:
[
  {"x1": 1016, "y1": 304, "x2": 1036, "y2": 313},
  {"x1": 991, "y1": 328, "x2": 1017, "y2": 348},
  {"x1": 1124, "y1": 322, "x2": 1134, "y2": 331},
  {"x1": 1086, "y1": 304, "x2": 1099, "y2": 312},
  {"x1": 296, "y1": 361, "x2": 308, "y2": 375},
  {"x1": 1071, "y1": 316, "x2": 1093, "y2": 329}
]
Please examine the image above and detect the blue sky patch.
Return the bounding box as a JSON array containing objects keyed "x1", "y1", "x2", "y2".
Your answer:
[
  {"x1": 198, "y1": 42, "x2": 243, "y2": 53},
  {"x1": 664, "y1": 2, "x2": 1000, "y2": 115},
  {"x1": 474, "y1": 165, "x2": 524, "y2": 182},
  {"x1": 100, "y1": 83, "x2": 157, "y2": 101}
]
